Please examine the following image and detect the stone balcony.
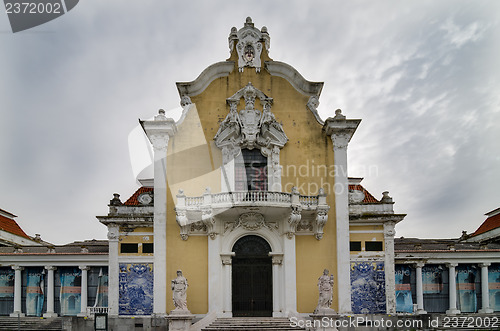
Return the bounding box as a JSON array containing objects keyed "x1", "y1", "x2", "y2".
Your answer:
[{"x1": 174, "y1": 188, "x2": 330, "y2": 240}]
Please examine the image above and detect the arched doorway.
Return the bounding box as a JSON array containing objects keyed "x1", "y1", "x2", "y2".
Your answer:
[{"x1": 232, "y1": 235, "x2": 272, "y2": 317}]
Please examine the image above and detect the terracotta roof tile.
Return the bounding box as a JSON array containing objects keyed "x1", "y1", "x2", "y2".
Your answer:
[
  {"x1": 471, "y1": 213, "x2": 500, "y2": 237},
  {"x1": 124, "y1": 187, "x2": 154, "y2": 206},
  {"x1": 348, "y1": 184, "x2": 379, "y2": 203},
  {"x1": 0, "y1": 215, "x2": 30, "y2": 239}
]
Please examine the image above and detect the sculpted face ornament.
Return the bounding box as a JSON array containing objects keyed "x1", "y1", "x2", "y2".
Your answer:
[{"x1": 244, "y1": 44, "x2": 255, "y2": 62}]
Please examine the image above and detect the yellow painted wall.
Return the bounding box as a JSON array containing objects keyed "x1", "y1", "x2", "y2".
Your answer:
[
  {"x1": 164, "y1": 42, "x2": 339, "y2": 313},
  {"x1": 349, "y1": 225, "x2": 383, "y2": 232},
  {"x1": 349, "y1": 233, "x2": 385, "y2": 252},
  {"x1": 165, "y1": 184, "x2": 208, "y2": 314},
  {"x1": 118, "y1": 229, "x2": 154, "y2": 256}
]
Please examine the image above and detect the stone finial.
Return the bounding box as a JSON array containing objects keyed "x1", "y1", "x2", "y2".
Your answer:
[
  {"x1": 245, "y1": 17, "x2": 253, "y2": 26},
  {"x1": 109, "y1": 193, "x2": 122, "y2": 206},
  {"x1": 177, "y1": 189, "x2": 185, "y2": 196},
  {"x1": 333, "y1": 109, "x2": 346, "y2": 120},
  {"x1": 154, "y1": 109, "x2": 168, "y2": 121},
  {"x1": 34, "y1": 234, "x2": 41, "y2": 242},
  {"x1": 381, "y1": 191, "x2": 393, "y2": 203},
  {"x1": 204, "y1": 187, "x2": 211, "y2": 194}
]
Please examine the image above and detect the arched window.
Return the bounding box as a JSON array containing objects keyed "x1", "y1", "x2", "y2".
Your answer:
[{"x1": 235, "y1": 149, "x2": 267, "y2": 191}]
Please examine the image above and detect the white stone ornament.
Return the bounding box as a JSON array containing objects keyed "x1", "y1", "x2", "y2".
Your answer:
[
  {"x1": 348, "y1": 189, "x2": 365, "y2": 204},
  {"x1": 238, "y1": 212, "x2": 265, "y2": 231},
  {"x1": 214, "y1": 82, "x2": 288, "y2": 152},
  {"x1": 138, "y1": 193, "x2": 153, "y2": 205},
  {"x1": 232, "y1": 17, "x2": 267, "y2": 72}
]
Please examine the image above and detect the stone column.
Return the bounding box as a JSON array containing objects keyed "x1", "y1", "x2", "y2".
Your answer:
[
  {"x1": 10, "y1": 265, "x2": 24, "y2": 317},
  {"x1": 78, "y1": 266, "x2": 90, "y2": 316},
  {"x1": 323, "y1": 110, "x2": 360, "y2": 314},
  {"x1": 415, "y1": 262, "x2": 427, "y2": 314},
  {"x1": 270, "y1": 253, "x2": 283, "y2": 317},
  {"x1": 142, "y1": 110, "x2": 177, "y2": 316},
  {"x1": 43, "y1": 266, "x2": 58, "y2": 317},
  {"x1": 384, "y1": 222, "x2": 396, "y2": 314},
  {"x1": 446, "y1": 263, "x2": 460, "y2": 315},
  {"x1": 107, "y1": 224, "x2": 120, "y2": 316},
  {"x1": 478, "y1": 263, "x2": 493, "y2": 313}
]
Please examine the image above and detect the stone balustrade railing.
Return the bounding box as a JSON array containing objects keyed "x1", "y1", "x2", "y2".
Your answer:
[{"x1": 179, "y1": 190, "x2": 320, "y2": 209}]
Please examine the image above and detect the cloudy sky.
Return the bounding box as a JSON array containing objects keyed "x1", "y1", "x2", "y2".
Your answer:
[{"x1": 1, "y1": 1, "x2": 499, "y2": 245}]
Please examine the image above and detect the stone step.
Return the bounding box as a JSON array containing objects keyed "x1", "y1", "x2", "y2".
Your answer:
[
  {"x1": 202, "y1": 317, "x2": 305, "y2": 331},
  {"x1": 0, "y1": 316, "x2": 63, "y2": 330}
]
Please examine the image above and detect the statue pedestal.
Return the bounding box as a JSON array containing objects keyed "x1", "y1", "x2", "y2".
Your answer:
[
  {"x1": 167, "y1": 309, "x2": 195, "y2": 331},
  {"x1": 310, "y1": 309, "x2": 338, "y2": 331}
]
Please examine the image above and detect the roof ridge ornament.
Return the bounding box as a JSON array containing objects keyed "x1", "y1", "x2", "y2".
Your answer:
[{"x1": 229, "y1": 17, "x2": 270, "y2": 73}]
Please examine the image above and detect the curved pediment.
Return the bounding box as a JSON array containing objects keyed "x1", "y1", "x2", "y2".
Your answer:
[
  {"x1": 176, "y1": 61, "x2": 235, "y2": 97},
  {"x1": 265, "y1": 61, "x2": 323, "y2": 97}
]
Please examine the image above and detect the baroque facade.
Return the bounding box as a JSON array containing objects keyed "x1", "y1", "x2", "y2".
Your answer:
[
  {"x1": 100, "y1": 16, "x2": 405, "y2": 318},
  {"x1": 0, "y1": 17, "x2": 499, "y2": 329}
]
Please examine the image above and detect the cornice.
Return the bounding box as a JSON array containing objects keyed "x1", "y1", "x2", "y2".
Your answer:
[
  {"x1": 265, "y1": 61, "x2": 323, "y2": 96},
  {"x1": 176, "y1": 61, "x2": 235, "y2": 97}
]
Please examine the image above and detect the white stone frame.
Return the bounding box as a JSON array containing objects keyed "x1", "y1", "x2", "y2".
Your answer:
[
  {"x1": 208, "y1": 224, "x2": 294, "y2": 317},
  {"x1": 221, "y1": 146, "x2": 282, "y2": 193},
  {"x1": 216, "y1": 83, "x2": 287, "y2": 193}
]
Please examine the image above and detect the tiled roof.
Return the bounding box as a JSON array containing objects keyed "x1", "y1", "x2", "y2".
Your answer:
[
  {"x1": 471, "y1": 213, "x2": 500, "y2": 237},
  {"x1": 0, "y1": 239, "x2": 109, "y2": 254},
  {"x1": 395, "y1": 237, "x2": 500, "y2": 252},
  {"x1": 0, "y1": 214, "x2": 30, "y2": 239},
  {"x1": 0, "y1": 208, "x2": 16, "y2": 218},
  {"x1": 124, "y1": 187, "x2": 154, "y2": 206},
  {"x1": 348, "y1": 184, "x2": 379, "y2": 203}
]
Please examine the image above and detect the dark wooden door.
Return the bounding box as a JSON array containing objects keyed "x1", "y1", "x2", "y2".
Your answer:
[{"x1": 232, "y1": 235, "x2": 272, "y2": 317}]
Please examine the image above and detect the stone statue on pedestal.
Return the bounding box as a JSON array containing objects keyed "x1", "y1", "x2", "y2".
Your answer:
[
  {"x1": 314, "y1": 269, "x2": 335, "y2": 314},
  {"x1": 171, "y1": 270, "x2": 188, "y2": 311}
]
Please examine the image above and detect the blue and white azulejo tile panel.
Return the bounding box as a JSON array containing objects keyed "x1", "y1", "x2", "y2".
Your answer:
[
  {"x1": 119, "y1": 263, "x2": 154, "y2": 315},
  {"x1": 350, "y1": 261, "x2": 386, "y2": 314}
]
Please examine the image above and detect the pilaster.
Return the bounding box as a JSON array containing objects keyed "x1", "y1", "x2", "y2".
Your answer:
[
  {"x1": 383, "y1": 222, "x2": 396, "y2": 314},
  {"x1": 220, "y1": 252, "x2": 234, "y2": 317},
  {"x1": 270, "y1": 253, "x2": 284, "y2": 317},
  {"x1": 322, "y1": 109, "x2": 360, "y2": 314},
  {"x1": 142, "y1": 109, "x2": 177, "y2": 316},
  {"x1": 107, "y1": 224, "x2": 119, "y2": 316}
]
